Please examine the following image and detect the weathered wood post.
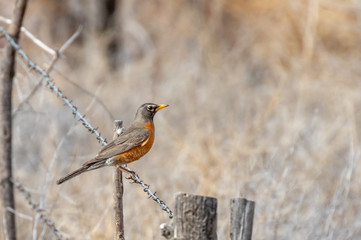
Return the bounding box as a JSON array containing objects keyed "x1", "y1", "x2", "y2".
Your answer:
[
  {"x1": 113, "y1": 120, "x2": 125, "y2": 240},
  {"x1": 161, "y1": 194, "x2": 255, "y2": 239},
  {"x1": 230, "y1": 198, "x2": 255, "y2": 240},
  {"x1": 173, "y1": 193, "x2": 217, "y2": 240}
]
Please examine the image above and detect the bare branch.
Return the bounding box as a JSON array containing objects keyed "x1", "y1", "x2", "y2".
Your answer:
[
  {"x1": 0, "y1": 1, "x2": 28, "y2": 239},
  {"x1": 6, "y1": 207, "x2": 32, "y2": 221},
  {"x1": 0, "y1": 15, "x2": 56, "y2": 56},
  {"x1": 58, "y1": 26, "x2": 83, "y2": 54}
]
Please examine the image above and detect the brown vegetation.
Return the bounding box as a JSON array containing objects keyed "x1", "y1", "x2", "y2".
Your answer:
[{"x1": 1, "y1": 0, "x2": 361, "y2": 239}]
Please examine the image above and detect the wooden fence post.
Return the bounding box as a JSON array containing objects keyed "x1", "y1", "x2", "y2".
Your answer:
[
  {"x1": 113, "y1": 120, "x2": 125, "y2": 240},
  {"x1": 174, "y1": 193, "x2": 217, "y2": 240},
  {"x1": 161, "y1": 194, "x2": 255, "y2": 239},
  {"x1": 230, "y1": 198, "x2": 255, "y2": 240}
]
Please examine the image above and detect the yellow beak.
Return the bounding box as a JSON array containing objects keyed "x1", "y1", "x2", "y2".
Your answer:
[{"x1": 156, "y1": 104, "x2": 168, "y2": 111}]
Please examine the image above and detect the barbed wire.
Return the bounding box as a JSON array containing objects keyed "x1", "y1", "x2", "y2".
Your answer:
[
  {"x1": 11, "y1": 178, "x2": 65, "y2": 240},
  {"x1": 0, "y1": 26, "x2": 107, "y2": 144},
  {"x1": 0, "y1": 26, "x2": 173, "y2": 219}
]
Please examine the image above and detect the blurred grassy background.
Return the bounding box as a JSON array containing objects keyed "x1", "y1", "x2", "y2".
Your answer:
[{"x1": 1, "y1": 0, "x2": 361, "y2": 239}]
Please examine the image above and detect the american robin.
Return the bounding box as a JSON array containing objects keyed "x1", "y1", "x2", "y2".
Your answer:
[{"x1": 56, "y1": 103, "x2": 168, "y2": 184}]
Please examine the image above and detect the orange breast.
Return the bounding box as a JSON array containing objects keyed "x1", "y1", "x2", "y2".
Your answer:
[{"x1": 117, "y1": 122, "x2": 155, "y2": 164}]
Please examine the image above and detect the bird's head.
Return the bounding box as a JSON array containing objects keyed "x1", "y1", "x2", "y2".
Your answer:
[{"x1": 134, "y1": 103, "x2": 168, "y2": 123}]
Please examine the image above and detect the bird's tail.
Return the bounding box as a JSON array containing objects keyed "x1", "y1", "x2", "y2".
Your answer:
[
  {"x1": 56, "y1": 166, "x2": 89, "y2": 185},
  {"x1": 56, "y1": 158, "x2": 109, "y2": 185}
]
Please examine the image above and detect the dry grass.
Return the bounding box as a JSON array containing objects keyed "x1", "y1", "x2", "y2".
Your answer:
[{"x1": 1, "y1": 0, "x2": 361, "y2": 239}]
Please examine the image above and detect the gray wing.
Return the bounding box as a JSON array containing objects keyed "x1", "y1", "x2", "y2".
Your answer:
[{"x1": 83, "y1": 128, "x2": 150, "y2": 166}]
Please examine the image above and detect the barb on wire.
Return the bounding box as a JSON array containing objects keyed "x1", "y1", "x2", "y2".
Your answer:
[
  {"x1": 0, "y1": 26, "x2": 173, "y2": 218},
  {"x1": 11, "y1": 178, "x2": 64, "y2": 240},
  {"x1": 125, "y1": 169, "x2": 173, "y2": 218}
]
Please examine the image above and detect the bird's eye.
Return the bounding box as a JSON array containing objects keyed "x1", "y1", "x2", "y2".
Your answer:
[{"x1": 147, "y1": 105, "x2": 155, "y2": 111}]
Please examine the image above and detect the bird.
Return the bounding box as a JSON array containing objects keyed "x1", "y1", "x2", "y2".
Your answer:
[{"x1": 56, "y1": 103, "x2": 168, "y2": 184}]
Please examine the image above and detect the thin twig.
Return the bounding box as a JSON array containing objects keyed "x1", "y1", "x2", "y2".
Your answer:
[
  {"x1": 58, "y1": 26, "x2": 83, "y2": 53},
  {"x1": 0, "y1": 1, "x2": 28, "y2": 239},
  {"x1": 6, "y1": 207, "x2": 33, "y2": 221},
  {"x1": 0, "y1": 15, "x2": 56, "y2": 55}
]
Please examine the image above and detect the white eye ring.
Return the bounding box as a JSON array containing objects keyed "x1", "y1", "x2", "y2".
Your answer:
[{"x1": 147, "y1": 105, "x2": 154, "y2": 111}]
